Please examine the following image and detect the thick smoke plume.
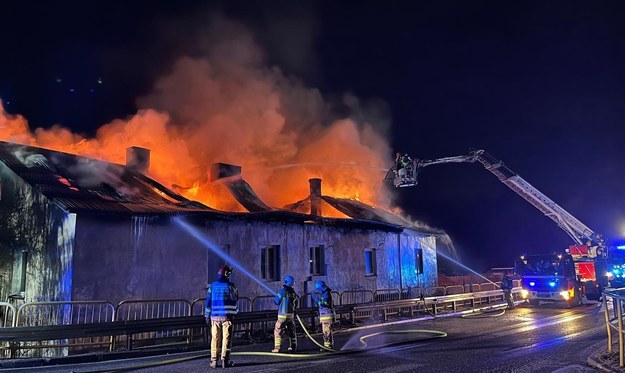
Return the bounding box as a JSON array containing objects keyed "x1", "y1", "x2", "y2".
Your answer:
[{"x1": 0, "y1": 19, "x2": 394, "y2": 214}]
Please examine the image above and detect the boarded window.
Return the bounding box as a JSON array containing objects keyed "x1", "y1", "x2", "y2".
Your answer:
[
  {"x1": 10, "y1": 250, "x2": 28, "y2": 298},
  {"x1": 365, "y1": 249, "x2": 377, "y2": 276},
  {"x1": 415, "y1": 248, "x2": 424, "y2": 275},
  {"x1": 261, "y1": 245, "x2": 281, "y2": 281},
  {"x1": 309, "y1": 245, "x2": 325, "y2": 275}
]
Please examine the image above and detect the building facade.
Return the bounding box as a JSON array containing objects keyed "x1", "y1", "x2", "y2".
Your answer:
[{"x1": 0, "y1": 141, "x2": 438, "y2": 306}]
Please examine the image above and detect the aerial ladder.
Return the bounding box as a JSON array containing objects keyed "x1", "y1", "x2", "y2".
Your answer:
[
  {"x1": 389, "y1": 149, "x2": 600, "y2": 245},
  {"x1": 388, "y1": 149, "x2": 613, "y2": 298}
]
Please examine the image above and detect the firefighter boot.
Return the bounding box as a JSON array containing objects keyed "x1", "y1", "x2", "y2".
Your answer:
[
  {"x1": 222, "y1": 360, "x2": 235, "y2": 368},
  {"x1": 272, "y1": 337, "x2": 281, "y2": 353},
  {"x1": 209, "y1": 360, "x2": 217, "y2": 369},
  {"x1": 288, "y1": 344, "x2": 297, "y2": 353}
]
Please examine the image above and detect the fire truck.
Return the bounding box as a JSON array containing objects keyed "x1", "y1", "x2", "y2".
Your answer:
[
  {"x1": 514, "y1": 252, "x2": 585, "y2": 306},
  {"x1": 387, "y1": 149, "x2": 615, "y2": 304}
]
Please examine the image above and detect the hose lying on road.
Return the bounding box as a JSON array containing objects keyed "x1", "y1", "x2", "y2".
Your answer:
[
  {"x1": 460, "y1": 307, "x2": 507, "y2": 319},
  {"x1": 292, "y1": 313, "x2": 446, "y2": 353},
  {"x1": 75, "y1": 314, "x2": 447, "y2": 373}
]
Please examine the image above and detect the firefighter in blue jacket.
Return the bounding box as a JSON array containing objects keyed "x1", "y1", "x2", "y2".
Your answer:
[
  {"x1": 501, "y1": 271, "x2": 515, "y2": 310},
  {"x1": 205, "y1": 264, "x2": 239, "y2": 368},
  {"x1": 272, "y1": 275, "x2": 298, "y2": 353},
  {"x1": 312, "y1": 280, "x2": 335, "y2": 350}
]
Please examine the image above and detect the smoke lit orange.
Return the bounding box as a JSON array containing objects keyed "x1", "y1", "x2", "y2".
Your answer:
[{"x1": 0, "y1": 30, "x2": 394, "y2": 217}]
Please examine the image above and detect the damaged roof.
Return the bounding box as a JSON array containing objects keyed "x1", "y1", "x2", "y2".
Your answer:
[
  {"x1": 282, "y1": 194, "x2": 443, "y2": 234},
  {"x1": 222, "y1": 178, "x2": 273, "y2": 212},
  {"x1": 0, "y1": 141, "x2": 212, "y2": 214},
  {"x1": 0, "y1": 141, "x2": 437, "y2": 233}
]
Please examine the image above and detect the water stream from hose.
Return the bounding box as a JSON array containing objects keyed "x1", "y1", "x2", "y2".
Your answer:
[{"x1": 173, "y1": 216, "x2": 276, "y2": 295}]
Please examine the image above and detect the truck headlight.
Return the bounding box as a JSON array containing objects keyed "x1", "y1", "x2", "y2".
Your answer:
[
  {"x1": 520, "y1": 289, "x2": 529, "y2": 299},
  {"x1": 559, "y1": 290, "x2": 570, "y2": 300}
]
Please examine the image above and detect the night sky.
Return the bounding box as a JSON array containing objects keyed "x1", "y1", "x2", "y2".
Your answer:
[{"x1": 3, "y1": 1, "x2": 625, "y2": 272}]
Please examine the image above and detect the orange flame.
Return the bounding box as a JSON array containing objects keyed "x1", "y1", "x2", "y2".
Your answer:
[{"x1": 0, "y1": 32, "x2": 395, "y2": 217}]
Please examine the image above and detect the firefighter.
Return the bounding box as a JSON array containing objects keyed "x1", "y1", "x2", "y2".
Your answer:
[
  {"x1": 272, "y1": 275, "x2": 298, "y2": 353},
  {"x1": 394, "y1": 152, "x2": 402, "y2": 169},
  {"x1": 395, "y1": 152, "x2": 413, "y2": 183},
  {"x1": 501, "y1": 271, "x2": 515, "y2": 310},
  {"x1": 311, "y1": 280, "x2": 335, "y2": 351},
  {"x1": 205, "y1": 264, "x2": 239, "y2": 369}
]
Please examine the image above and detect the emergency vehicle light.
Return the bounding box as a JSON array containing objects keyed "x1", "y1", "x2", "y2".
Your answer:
[
  {"x1": 529, "y1": 281, "x2": 536, "y2": 286},
  {"x1": 617, "y1": 245, "x2": 625, "y2": 250},
  {"x1": 549, "y1": 281, "x2": 556, "y2": 287},
  {"x1": 559, "y1": 290, "x2": 570, "y2": 300}
]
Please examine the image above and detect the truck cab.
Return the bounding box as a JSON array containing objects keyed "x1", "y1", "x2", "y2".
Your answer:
[
  {"x1": 516, "y1": 253, "x2": 583, "y2": 307},
  {"x1": 604, "y1": 248, "x2": 625, "y2": 289},
  {"x1": 606, "y1": 263, "x2": 625, "y2": 288}
]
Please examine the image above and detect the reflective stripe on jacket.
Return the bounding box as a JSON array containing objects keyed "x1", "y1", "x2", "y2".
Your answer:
[
  {"x1": 312, "y1": 286, "x2": 334, "y2": 321},
  {"x1": 274, "y1": 285, "x2": 297, "y2": 318},
  {"x1": 205, "y1": 277, "x2": 239, "y2": 319}
]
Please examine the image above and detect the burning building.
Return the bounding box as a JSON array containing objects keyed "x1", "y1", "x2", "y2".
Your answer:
[{"x1": 0, "y1": 140, "x2": 440, "y2": 305}]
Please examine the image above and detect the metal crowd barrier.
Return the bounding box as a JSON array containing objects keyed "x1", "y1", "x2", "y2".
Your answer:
[
  {"x1": 445, "y1": 285, "x2": 465, "y2": 295},
  {"x1": 602, "y1": 288, "x2": 625, "y2": 367},
  {"x1": 374, "y1": 289, "x2": 402, "y2": 318},
  {"x1": 251, "y1": 295, "x2": 276, "y2": 311},
  {"x1": 0, "y1": 302, "x2": 16, "y2": 358},
  {"x1": 464, "y1": 284, "x2": 481, "y2": 293},
  {"x1": 11, "y1": 301, "x2": 114, "y2": 358},
  {"x1": 114, "y1": 299, "x2": 191, "y2": 350},
  {"x1": 0, "y1": 302, "x2": 16, "y2": 329},
  {"x1": 425, "y1": 287, "x2": 446, "y2": 296},
  {"x1": 340, "y1": 290, "x2": 374, "y2": 321},
  {"x1": 479, "y1": 283, "x2": 497, "y2": 291},
  {"x1": 251, "y1": 295, "x2": 279, "y2": 334},
  {"x1": 0, "y1": 285, "x2": 514, "y2": 359}
]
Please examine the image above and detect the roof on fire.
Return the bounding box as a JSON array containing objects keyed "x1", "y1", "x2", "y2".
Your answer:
[
  {"x1": 0, "y1": 141, "x2": 441, "y2": 234},
  {"x1": 0, "y1": 141, "x2": 214, "y2": 214}
]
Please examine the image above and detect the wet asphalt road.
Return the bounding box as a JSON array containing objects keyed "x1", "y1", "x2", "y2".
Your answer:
[{"x1": 9, "y1": 301, "x2": 608, "y2": 373}]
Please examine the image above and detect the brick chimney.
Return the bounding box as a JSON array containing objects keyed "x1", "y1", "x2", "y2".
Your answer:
[
  {"x1": 126, "y1": 146, "x2": 150, "y2": 173},
  {"x1": 210, "y1": 163, "x2": 242, "y2": 181},
  {"x1": 309, "y1": 178, "x2": 322, "y2": 216}
]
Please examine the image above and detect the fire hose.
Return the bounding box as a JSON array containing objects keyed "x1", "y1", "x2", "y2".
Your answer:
[
  {"x1": 76, "y1": 313, "x2": 447, "y2": 373},
  {"x1": 460, "y1": 307, "x2": 507, "y2": 318}
]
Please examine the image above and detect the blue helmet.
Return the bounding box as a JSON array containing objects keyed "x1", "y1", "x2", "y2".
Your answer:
[
  {"x1": 283, "y1": 275, "x2": 295, "y2": 286},
  {"x1": 314, "y1": 280, "x2": 325, "y2": 291}
]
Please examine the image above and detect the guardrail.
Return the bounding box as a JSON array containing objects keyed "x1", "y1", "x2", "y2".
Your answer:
[
  {"x1": 0, "y1": 302, "x2": 16, "y2": 359},
  {"x1": 602, "y1": 287, "x2": 625, "y2": 367},
  {"x1": 0, "y1": 287, "x2": 515, "y2": 359},
  {"x1": 113, "y1": 299, "x2": 192, "y2": 351},
  {"x1": 12, "y1": 301, "x2": 115, "y2": 358}
]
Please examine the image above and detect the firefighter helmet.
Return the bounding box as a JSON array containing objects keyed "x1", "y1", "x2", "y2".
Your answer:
[
  {"x1": 217, "y1": 264, "x2": 233, "y2": 278},
  {"x1": 314, "y1": 280, "x2": 325, "y2": 291},
  {"x1": 283, "y1": 275, "x2": 295, "y2": 286}
]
